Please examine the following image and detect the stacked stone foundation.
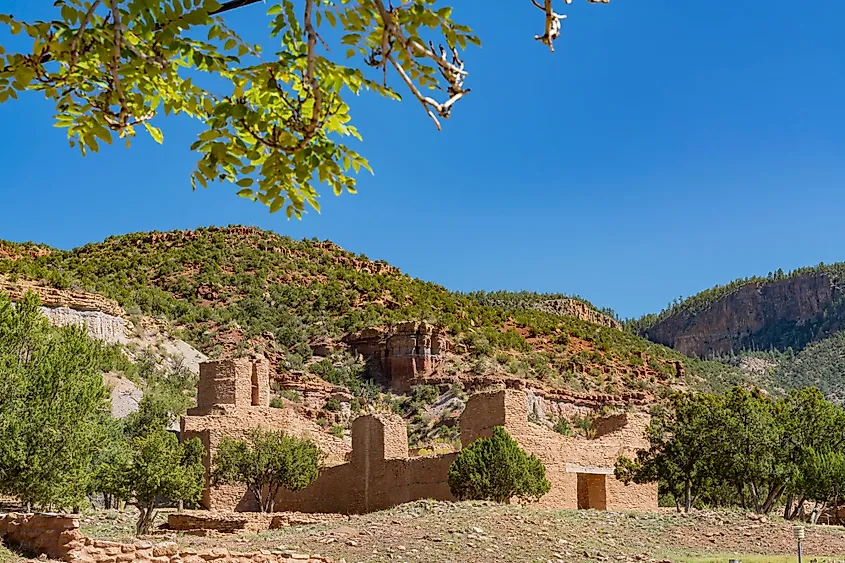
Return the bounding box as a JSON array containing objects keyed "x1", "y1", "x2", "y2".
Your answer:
[{"x1": 0, "y1": 513, "x2": 331, "y2": 563}]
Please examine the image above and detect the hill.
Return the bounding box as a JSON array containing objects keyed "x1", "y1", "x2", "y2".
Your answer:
[
  {"x1": 626, "y1": 263, "x2": 845, "y2": 403},
  {"x1": 631, "y1": 265, "x2": 845, "y2": 358},
  {"x1": 0, "y1": 226, "x2": 743, "y2": 405}
]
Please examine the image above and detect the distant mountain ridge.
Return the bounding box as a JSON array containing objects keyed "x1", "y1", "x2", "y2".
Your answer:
[{"x1": 632, "y1": 265, "x2": 845, "y2": 358}]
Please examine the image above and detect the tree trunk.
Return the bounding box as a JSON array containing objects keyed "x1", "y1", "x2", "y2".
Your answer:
[
  {"x1": 749, "y1": 482, "x2": 762, "y2": 514},
  {"x1": 738, "y1": 483, "x2": 748, "y2": 510},
  {"x1": 684, "y1": 481, "x2": 692, "y2": 513},
  {"x1": 784, "y1": 494, "x2": 794, "y2": 519},
  {"x1": 761, "y1": 483, "x2": 785, "y2": 514},
  {"x1": 136, "y1": 504, "x2": 156, "y2": 536},
  {"x1": 177, "y1": 500, "x2": 184, "y2": 513}
]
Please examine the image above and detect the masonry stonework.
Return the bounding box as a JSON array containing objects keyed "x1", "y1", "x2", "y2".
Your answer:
[
  {"x1": 181, "y1": 359, "x2": 351, "y2": 511},
  {"x1": 0, "y1": 513, "x2": 330, "y2": 563},
  {"x1": 183, "y1": 360, "x2": 656, "y2": 515}
]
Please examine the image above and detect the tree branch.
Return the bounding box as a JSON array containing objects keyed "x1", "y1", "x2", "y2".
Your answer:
[
  {"x1": 302, "y1": 0, "x2": 322, "y2": 137},
  {"x1": 107, "y1": 0, "x2": 126, "y2": 126},
  {"x1": 209, "y1": 0, "x2": 264, "y2": 17},
  {"x1": 69, "y1": 0, "x2": 102, "y2": 67}
]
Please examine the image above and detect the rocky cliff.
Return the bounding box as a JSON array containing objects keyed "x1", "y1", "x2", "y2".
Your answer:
[
  {"x1": 1, "y1": 276, "x2": 129, "y2": 343},
  {"x1": 646, "y1": 273, "x2": 844, "y2": 357},
  {"x1": 0, "y1": 276, "x2": 125, "y2": 316},
  {"x1": 529, "y1": 299, "x2": 621, "y2": 329}
]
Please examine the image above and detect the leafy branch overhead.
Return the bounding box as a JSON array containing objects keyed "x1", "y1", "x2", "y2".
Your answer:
[{"x1": 0, "y1": 0, "x2": 608, "y2": 217}]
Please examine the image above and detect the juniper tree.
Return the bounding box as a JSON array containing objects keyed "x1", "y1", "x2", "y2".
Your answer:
[
  {"x1": 615, "y1": 393, "x2": 723, "y2": 513},
  {"x1": 448, "y1": 426, "x2": 550, "y2": 503},
  {"x1": 0, "y1": 291, "x2": 114, "y2": 510},
  {"x1": 127, "y1": 430, "x2": 205, "y2": 535},
  {"x1": 0, "y1": 0, "x2": 609, "y2": 217},
  {"x1": 211, "y1": 428, "x2": 323, "y2": 512}
]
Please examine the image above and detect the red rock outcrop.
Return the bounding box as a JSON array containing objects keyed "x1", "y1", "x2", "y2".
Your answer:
[
  {"x1": 646, "y1": 273, "x2": 842, "y2": 357},
  {"x1": 0, "y1": 242, "x2": 52, "y2": 261},
  {"x1": 346, "y1": 322, "x2": 451, "y2": 392}
]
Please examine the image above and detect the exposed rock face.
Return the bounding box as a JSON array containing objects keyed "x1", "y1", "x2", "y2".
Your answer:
[
  {"x1": 346, "y1": 322, "x2": 451, "y2": 392},
  {"x1": 40, "y1": 306, "x2": 127, "y2": 344},
  {"x1": 480, "y1": 297, "x2": 621, "y2": 329},
  {"x1": 646, "y1": 273, "x2": 843, "y2": 357},
  {"x1": 0, "y1": 276, "x2": 125, "y2": 317},
  {"x1": 529, "y1": 299, "x2": 621, "y2": 329},
  {"x1": 0, "y1": 276, "x2": 129, "y2": 343}
]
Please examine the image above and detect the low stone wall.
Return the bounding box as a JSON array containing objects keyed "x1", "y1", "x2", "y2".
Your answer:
[
  {"x1": 0, "y1": 513, "x2": 331, "y2": 563},
  {"x1": 167, "y1": 511, "x2": 343, "y2": 534},
  {"x1": 0, "y1": 513, "x2": 84, "y2": 560}
]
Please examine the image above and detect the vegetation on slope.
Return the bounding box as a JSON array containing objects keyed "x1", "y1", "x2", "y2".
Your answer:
[
  {"x1": 762, "y1": 333, "x2": 845, "y2": 405},
  {"x1": 0, "y1": 226, "x2": 743, "y2": 396},
  {"x1": 626, "y1": 263, "x2": 845, "y2": 335}
]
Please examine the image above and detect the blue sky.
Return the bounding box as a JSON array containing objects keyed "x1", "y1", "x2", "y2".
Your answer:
[{"x1": 1, "y1": 0, "x2": 844, "y2": 319}]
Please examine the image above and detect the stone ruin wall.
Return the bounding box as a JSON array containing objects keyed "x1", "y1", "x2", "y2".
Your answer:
[
  {"x1": 0, "y1": 513, "x2": 330, "y2": 563},
  {"x1": 458, "y1": 389, "x2": 656, "y2": 511},
  {"x1": 181, "y1": 359, "x2": 351, "y2": 511},
  {"x1": 274, "y1": 414, "x2": 457, "y2": 514},
  {"x1": 184, "y1": 359, "x2": 657, "y2": 514}
]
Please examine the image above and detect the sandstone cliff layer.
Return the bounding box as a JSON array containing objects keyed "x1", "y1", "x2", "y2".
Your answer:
[
  {"x1": 0, "y1": 276, "x2": 124, "y2": 316},
  {"x1": 646, "y1": 273, "x2": 843, "y2": 357}
]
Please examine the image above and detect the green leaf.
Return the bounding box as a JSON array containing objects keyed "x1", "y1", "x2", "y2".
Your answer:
[{"x1": 144, "y1": 123, "x2": 164, "y2": 144}]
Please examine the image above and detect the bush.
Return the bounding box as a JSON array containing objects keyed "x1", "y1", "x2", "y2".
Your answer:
[
  {"x1": 329, "y1": 425, "x2": 344, "y2": 439},
  {"x1": 279, "y1": 389, "x2": 302, "y2": 403},
  {"x1": 324, "y1": 397, "x2": 341, "y2": 412},
  {"x1": 212, "y1": 428, "x2": 323, "y2": 512},
  {"x1": 269, "y1": 397, "x2": 285, "y2": 409},
  {"x1": 553, "y1": 418, "x2": 572, "y2": 436},
  {"x1": 447, "y1": 426, "x2": 550, "y2": 503}
]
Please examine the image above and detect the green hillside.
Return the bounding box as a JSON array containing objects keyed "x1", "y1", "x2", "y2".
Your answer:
[{"x1": 0, "y1": 226, "x2": 744, "y2": 397}]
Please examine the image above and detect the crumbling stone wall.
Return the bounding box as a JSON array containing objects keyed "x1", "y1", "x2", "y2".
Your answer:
[
  {"x1": 0, "y1": 513, "x2": 331, "y2": 563},
  {"x1": 185, "y1": 360, "x2": 656, "y2": 515},
  {"x1": 270, "y1": 390, "x2": 655, "y2": 513},
  {"x1": 0, "y1": 513, "x2": 84, "y2": 560},
  {"x1": 275, "y1": 413, "x2": 456, "y2": 513},
  {"x1": 182, "y1": 359, "x2": 350, "y2": 510},
  {"x1": 460, "y1": 389, "x2": 657, "y2": 511}
]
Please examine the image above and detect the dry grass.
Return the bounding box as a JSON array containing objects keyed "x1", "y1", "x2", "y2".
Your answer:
[{"x1": 72, "y1": 501, "x2": 845, "y2": 563}]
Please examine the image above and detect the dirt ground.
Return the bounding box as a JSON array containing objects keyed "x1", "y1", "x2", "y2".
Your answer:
[{"x1": 73, "y1": 501, "x2": 845, "y2": 563}]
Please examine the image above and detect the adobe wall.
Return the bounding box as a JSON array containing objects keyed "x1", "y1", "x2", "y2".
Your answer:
[
  {"x1": 275, "y1": 414, "x2": 456, "y2": 514},
  {"x1": 0, "y1": 513, "x2": 330, "y2": 563},
  {"x1": 271, "y1": 390, "x2": 656, "y2": 514},
  {"x1": 182, "y1": 359, "x2": 350, "y2": 511},
  {"x1": 184, "y1": 360, "x2": 656, "y2": 515},
  {"x1": 459, "y1": 389, "x2": 657, "y2": 511}
]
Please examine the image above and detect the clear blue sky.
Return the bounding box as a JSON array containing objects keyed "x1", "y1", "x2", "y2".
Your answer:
[{"x1": 1, "y1": 1, "x2": 844, "y2": 319}]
